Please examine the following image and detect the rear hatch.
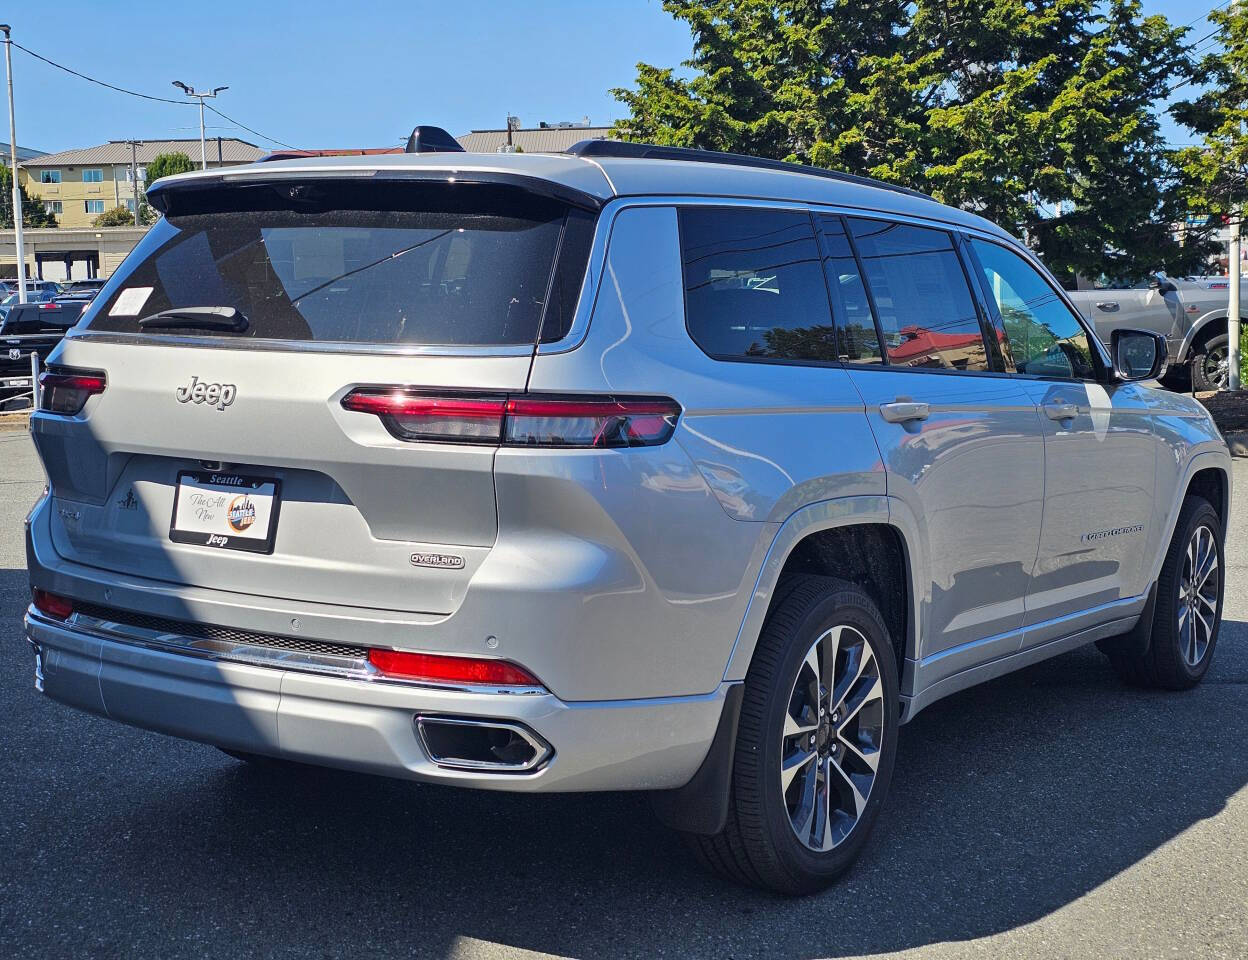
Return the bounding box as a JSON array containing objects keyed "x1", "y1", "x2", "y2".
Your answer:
[{"x1": 33, "y1": 172, "x2": 599, "y2": 614}]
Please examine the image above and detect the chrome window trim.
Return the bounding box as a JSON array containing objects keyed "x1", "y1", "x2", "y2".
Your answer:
[
  {"x1": 62, "y1": 330, "x2": 538, "y2": 358},
  {"x1": 29, "y1": 607, "x2": 547, "y2": 696}
]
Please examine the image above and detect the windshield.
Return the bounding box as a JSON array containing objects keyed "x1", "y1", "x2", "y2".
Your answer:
[{"x1": 85, "y1": 180, "x2": 591, "y2": 347}]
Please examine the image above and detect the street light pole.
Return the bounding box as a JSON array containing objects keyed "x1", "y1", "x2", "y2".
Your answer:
[
  {"x1": 172, "y1": 81, "x2": 229, "y2": 170},
  {"x1": 1230, "y1": 224, "x2": 1241, "y2": 392},
  {"x1": 1, "y1": 24, "x2": 27, "y2": 304}
]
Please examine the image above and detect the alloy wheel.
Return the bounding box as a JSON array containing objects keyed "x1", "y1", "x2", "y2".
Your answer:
[
  {"x1": 780, "y1": 624, "x2": 885, "y2": 852},
  {"x1": 1178, "y1": 524, "x2": 1219, "y2": 667},
  {"x1": 1202, "y1": 344, "x2": 1230, "y2": 391}
]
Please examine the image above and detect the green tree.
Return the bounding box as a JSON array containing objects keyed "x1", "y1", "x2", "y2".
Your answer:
[
  {"x1": 613, "y1": 0, "x2": 1207, "y2": 281},
  {"x1": 93, "y1": 205, "x2": 140, "y2": 227},
  {"x1": 0, "y1": 166, "x2": 57, "y2": 228},
  {"x1": 145, "y1": 151, "x2": 196, "y2": 184}
]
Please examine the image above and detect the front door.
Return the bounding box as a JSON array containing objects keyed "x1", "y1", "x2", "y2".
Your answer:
[{"x1": 966, "y1": 238, "x2": 1157, "y2": 640}]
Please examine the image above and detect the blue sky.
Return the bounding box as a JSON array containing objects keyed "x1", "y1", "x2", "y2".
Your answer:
[{"x1": 7, "y1": 0, "x2": 1221, "y2": 156}]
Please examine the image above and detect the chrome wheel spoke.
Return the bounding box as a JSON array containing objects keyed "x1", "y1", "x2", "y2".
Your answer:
[
  {"x1": 1178, "y1": 524, "x2": 1219, "y2": 667},
  {"x1": 782, "y1": 622, "x2": 885, "y2": 853}
]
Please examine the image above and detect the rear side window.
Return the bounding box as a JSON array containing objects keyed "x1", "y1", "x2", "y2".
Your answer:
[
  {"x1": 679, "y1": 207, "x2": 836, "y2": 362},
  {"x1": 969, "y1": 238, "x2": 1097, "y2": 380},
  {"x1": 848, "y1": 218, "x2": 989, "y2": 371},
  {"x1": 85, "y1": 180, "x2": 592, "y2": 347},
  {"x1": 817, "y1": 216, "x2": 879, "y2": 363}
]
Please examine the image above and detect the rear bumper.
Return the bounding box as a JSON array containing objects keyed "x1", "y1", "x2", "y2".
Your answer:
[{"x1": 25, "y1": 607, "x2": 731, "y2": 792}]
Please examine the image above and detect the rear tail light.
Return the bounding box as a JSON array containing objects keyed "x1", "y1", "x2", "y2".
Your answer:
[
  {"x1": 38, "y1": 369, "x2": 106, "y2": 415},
  {"x1": 32, "y1": 588, "x2": 74, "y2": 621},
  {"x1": 342, "y1": 390, "x2": 681, "y2": 448},
  {"x1": 367, "y1": 649, "x2": 542, "y2": 687}
]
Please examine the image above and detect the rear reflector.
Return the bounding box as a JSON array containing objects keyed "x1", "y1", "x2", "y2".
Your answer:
[
  {"x1": 342, "y1": 389, "x2": 680, "y2": 448},
  {"x1": 38, "y1": 369, "x2": 107, "y2": 415},
  {"x1": 367, "y1": 649, "x2": 542, "y2": 687},
  {"x1": 32, "y1": 588, "x2": 74, "y2": 620}
]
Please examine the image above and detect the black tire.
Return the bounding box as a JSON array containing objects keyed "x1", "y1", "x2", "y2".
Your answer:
[
  {"x1": 1190, "y1": 332, "x2": 1230, "y2": 393},
  {"x1": 688, "y1": 575, "x2": 899, "y2": 895},
  {"x1": 1103, "y1": 496, "x2": 1223, "y2": 690}
]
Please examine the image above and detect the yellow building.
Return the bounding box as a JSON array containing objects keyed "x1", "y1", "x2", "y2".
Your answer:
[{"x1": 19, "y1": 138, "x2": 264, "y2": 229}]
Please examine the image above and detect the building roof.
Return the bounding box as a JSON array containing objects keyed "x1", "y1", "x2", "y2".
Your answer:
[
  {"x1": 455, "y1": 126, "x2": 616, "y2": 154},
  {"x1": 19, "y1": 138, "x2": 264, "y2": 167},
  {"x1": 147, "y1": 151, "x2": 1012, "y2": 240},
  {"x1": 0, "y1": 141, "x2": 48, "y2": 164}
]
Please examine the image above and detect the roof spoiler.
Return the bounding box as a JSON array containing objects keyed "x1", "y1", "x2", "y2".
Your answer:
[{"x1": 563, "y1": 139, "x2": 931, "y2": 200}]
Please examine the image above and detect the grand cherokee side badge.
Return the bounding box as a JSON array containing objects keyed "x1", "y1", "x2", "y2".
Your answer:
[{"x1": 411, "y1": 553, "x2": 465, "y2": 570}]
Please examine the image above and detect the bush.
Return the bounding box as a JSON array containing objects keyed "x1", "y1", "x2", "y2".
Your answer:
[
  {"x1": 93, "y1": 205, "x2": 137, "y2": 227},
  {"x1": 145, "y1": 152, "x2": 196, "y2": 184}
]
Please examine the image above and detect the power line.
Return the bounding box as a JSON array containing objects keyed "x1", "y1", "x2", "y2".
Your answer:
[
  {"x1": 11, "y1": 42, "x2": 192, "y2": 105},
  {"x1": 204, "y1": 103, "x2": 297, "y2": 150},
  {"x1": 11, "y1": 41, "x2": 299, "y2": 150}
]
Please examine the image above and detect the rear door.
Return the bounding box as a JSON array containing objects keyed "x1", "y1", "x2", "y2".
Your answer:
[
  {"x1": 965, "y1": 238, "x2": 1157, "y2": 635},
  {"x1": 33, "y1": 175, "x2": 594, "y2": 615},
  {"x1": 831, "y1": 215, "x2": 1046, "y2": 672}
]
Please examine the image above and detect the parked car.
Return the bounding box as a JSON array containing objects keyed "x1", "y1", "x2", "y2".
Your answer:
[
  {"x1": 0, "y1": 287, "x2": 59, "y2": 322},
  {"x1": 1066, "y1": 273, "x2": 1246, "y2": 391},
  {"x1": 0, "y1": 279, "x2": 63, "y2": 300},
  {"x1": 0, "y1": 297, "x2": 89, "y2": 405},
  {"x1": 23, "y1": 139, "x2": 1231, "y2": 894},
  {"x1": 60, "y1": 278, "x2": 107, "y2": 297}
]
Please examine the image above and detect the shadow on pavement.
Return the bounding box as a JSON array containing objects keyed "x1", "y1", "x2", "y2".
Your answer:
[{"x1": 2, "y1": 561, "x2": 1246, "y2": 959}]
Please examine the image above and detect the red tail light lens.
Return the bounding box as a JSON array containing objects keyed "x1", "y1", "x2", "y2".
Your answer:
[
  {"x1": 505, "y1": 396, "x2": 681, "y2": 448},
  {"x1": 367, "y1": 649, "x2": 542, "y2": 687},
  {"x1": 341, "y1": 390, "x2": 680, "y2": 448},
  {"x1": 32, "y1": 588, "x2": 74, "y2": 620},
  {"x1": 38, "y1": 369, "x2": 107, "y2": 415}
]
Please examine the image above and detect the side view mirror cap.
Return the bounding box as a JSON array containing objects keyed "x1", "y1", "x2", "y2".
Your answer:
[{"x1": 1111, "y1": 328, "x2": 1168, "y2": 382}]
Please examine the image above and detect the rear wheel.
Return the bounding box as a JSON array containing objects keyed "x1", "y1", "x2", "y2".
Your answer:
[
  {"x1": 1103, "y1": 496, "x2": 1223, "y2": 690},
  {"x1": 1190, "y1": 332, "x2": 1230, "y2": 392},
  {"x1": 688, "y1": 575, "x2": 899, "y2": 894}
]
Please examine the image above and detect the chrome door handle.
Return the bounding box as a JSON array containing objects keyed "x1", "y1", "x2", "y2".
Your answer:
[
  {"x1": 880, "y1": 400, "x2": 930, "y2": 424},
  {"x1": 1096, "y1": 301, "x2": 1119, "y2": 311},
  {"x1": 1043, "y1": 402, "x2": 1080, "y2": 421}
]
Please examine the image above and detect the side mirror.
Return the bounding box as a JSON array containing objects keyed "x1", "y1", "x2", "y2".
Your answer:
[
  {"x1": 1111, "y1": 328, "x2": 1168, "y2": 382},
  {"x1": 1157, "y1": 279, "x2": 1177, "y2": 295}
]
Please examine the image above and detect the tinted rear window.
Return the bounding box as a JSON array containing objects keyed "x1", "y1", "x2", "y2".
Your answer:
[{"x1": 86, "y1": 181, "x2": 590, "y2": 347}]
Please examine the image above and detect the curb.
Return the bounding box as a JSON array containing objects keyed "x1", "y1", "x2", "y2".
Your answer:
[{"x1": 0, "y1": 411, "x2": 31, "y2": 434}]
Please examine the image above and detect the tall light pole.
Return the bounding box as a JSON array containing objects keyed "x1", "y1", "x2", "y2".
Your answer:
[
  {"x1": 1, "y1": 24, "x2": 27, "y2": 304},
  {"x1": 172, "y1": 81, "x2": 228, "y2": 169}
]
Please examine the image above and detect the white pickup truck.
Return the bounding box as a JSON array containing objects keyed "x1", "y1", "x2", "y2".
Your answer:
[{"x1": 1066, "y1": 274, "x2": 1245, "y2": 391}]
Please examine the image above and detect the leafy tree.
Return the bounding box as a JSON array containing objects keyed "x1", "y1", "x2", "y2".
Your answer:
[
  {"x1": 0, "y1": 166, "x2": 57, "y2": 228},
  {"x1": 145, "y1": 151, "x2": 196, "y2": 184},
  {"x1": 613, "y1": 0, "x2": 1208, "y2": 281},
  {"x1": 93, "y1": 205, "x2": 141, "y2": 227}
]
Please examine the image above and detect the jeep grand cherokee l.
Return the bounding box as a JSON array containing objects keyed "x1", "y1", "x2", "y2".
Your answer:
[{"x1": 23, "y1": 137, "x2": 1231, "y2": 894}]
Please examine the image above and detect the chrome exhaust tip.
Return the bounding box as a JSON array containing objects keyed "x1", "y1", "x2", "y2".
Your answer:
[{"x1": 415, "y1": 715, "x2": 552, "y2": 773}]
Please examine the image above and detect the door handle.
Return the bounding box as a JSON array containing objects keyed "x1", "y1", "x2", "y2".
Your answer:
[
  {"x1": 1096, "y1": 301, "x2": 1120, "y2": 311},
  {"x1": 880, "y1": 400, "x2": 930, "y2": 424},
  {"x1": 1043, "y1": 402, "x2": 1080, "y2": 421}
]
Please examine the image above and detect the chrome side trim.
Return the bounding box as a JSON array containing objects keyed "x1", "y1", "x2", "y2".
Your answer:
[
  {"x1": 27, "y1": 607, "x2": 546, "y2": 696},
  {"x1": 414, "y1": 714, "x2": 554, "y2": 773},
  {"x1": 63, "y1": 330, "x2": 538, "y2": 358}
]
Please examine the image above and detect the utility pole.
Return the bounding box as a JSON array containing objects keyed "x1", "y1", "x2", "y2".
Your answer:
[
  {"x1": 123, "y1": 139, "x2": 141, "y2": 226},
  {"x1": 1230, "y1": 221, "x2": 1241, "y2": 391},
  {"x1": 172, "y1": 81, "x2": 228, "y2": 169},
  {"x1": 1, "y1": 24, "x2": 26, "y2": 304}
]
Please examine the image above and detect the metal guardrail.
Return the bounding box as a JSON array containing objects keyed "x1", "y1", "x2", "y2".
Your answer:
[{"x1": 0, "y1": 350, "x2": 39, "y2": 408}]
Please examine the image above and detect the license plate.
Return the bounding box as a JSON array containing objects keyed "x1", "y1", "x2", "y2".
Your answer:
[
  {"x1": 169, "y1": 471, "x2": 281, "y2": 554},
  {"x1": 8, "y1": 378, "x2": 30, "y2": 387}
]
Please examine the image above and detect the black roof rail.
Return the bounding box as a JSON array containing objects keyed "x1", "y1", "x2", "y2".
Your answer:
[{"x1": 564, "y1": 139, "x2": 931, "y2": 201}]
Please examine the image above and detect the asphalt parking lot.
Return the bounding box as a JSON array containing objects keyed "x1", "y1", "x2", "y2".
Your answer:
[{"x1": 1, "y1": 429, "x2": 1245, "y2": 960}]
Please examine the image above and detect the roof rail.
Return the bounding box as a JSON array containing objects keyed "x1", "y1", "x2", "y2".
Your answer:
[{"x1": 563, "y1": 139, "x2": 931, "y2": 201}]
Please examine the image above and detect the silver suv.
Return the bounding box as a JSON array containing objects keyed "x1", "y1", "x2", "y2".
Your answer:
[{"x1": 23, "y1": 138, "x2": 1232, "y2": 894}]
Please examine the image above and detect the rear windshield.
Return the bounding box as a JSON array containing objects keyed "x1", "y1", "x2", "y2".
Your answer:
[{"x1": 85, "y1": 180, "x2": 592, "y2": 347}]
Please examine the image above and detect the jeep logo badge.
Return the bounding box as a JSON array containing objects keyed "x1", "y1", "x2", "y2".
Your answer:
[{"x1": 176, "y1": 375, "x2": 236, "y2": 411}]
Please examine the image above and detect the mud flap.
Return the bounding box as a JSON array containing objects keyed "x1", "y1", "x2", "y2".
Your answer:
[
  {"x1": 1096, "y1": 581, "x2": 1158, "y2": 658},
  {"x1": 648, "y1": 682, "x2": 743, "y2": 835}
]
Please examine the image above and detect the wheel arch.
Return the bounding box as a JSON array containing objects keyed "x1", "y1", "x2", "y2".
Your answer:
[
  {"x1": 722, "y1": 496, "x2": 923, "y2": 695},
  {"x1": 1177, "y1": 313, "x2": 1228, "y2": 363},
  {"x1": 1151, "y1": 451, "x2": 1233, "y2": 584}
]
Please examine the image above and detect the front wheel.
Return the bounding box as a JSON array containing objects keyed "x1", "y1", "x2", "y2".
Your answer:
[
  {"x1": 688, "y1": 575, "x2": 899, "y2": 894},
  {"x1": 1102, "y1": 496, "x2": 1223, "y2": 689},
  {"x1": 1190, "y1": 333, "x2": 1230, "y2": 392}
]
